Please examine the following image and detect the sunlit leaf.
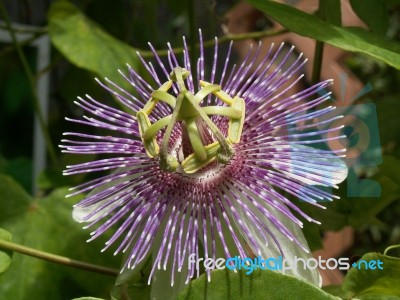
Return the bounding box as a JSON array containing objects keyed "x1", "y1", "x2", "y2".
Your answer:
[
  {"x1": 341, "y1": 252, "x2": 400, "y2": 299},
  {"x1": 72, "y1": 297, "x2": 107, "y2": 300},
  {"x1": 0, "y1": 175, "x2": 119, "y2": 299},
  {"x1": 0, "y1": 228, "x2": 13, "y2": 274},
  {"x1": 247, "y1": 0, "x2": 400, "y2": 70},
  {"x1": 177, "y1": 269, "x2": 339, "y2": 300},
  {"x1": 48, "y1": 0, "x2": 139, "y2": 87},
  {"x1": 110, "y1": 283, "x2": 150, "y2": 300}
]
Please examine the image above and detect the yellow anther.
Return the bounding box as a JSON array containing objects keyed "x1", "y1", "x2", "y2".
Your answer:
[
  {"x1": 200, "y1": 80, "x2": 233, "y2": 105},
  {"x1": 182, "y1": 141, "x2": 221, "y2": 174},
  {"x1": 141, "y1": 80, "x2": 173, "y2": 114},
  {"x1": 202, "y1": 106, "x2": 242, "y2": 119},
  {"x1": 151, "y1": 90, "x2": 176, "y2": 108},
  {"x1": 159, "y1": 80, "x2": 173, "y2": 92},
  {"x1": 194, "y1": 83, "x2": 221, "y2": 104},
  {"x1": 137, "y1": 111, "x2": 159, "y2": 157},
  {"x1": 228, "y1": 96, "x2": 245, "y2": 143},
  {"x1": 143, "y1": 116, "x2": 171, "y2": 142}
]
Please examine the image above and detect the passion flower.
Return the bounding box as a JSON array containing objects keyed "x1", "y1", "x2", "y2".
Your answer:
[{"x1": 61, "y1": 31, "x2": 347, "y2": 287}]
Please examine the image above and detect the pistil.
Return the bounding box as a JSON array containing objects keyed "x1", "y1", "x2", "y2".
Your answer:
[{"x1": 136, "y1": 66, "x2": 245, "y2": 173}]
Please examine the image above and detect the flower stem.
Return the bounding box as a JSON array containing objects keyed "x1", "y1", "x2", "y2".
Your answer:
[
  {"x1": 0, "y1": 1, "x2": 58, "y2": 166},
  {"x1": 0, "y1": 239, "x2": 119, "y2": 277}
]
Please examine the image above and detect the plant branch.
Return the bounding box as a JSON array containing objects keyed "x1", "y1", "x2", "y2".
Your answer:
[
  {"x1": 35, "y1": 54, "x2": 63, "y2": 80},
  {"x1": 0, "y1": 22, "x2": 48, "y2": 34},
  {"x1": 0, "y1": 1, "x2": 58, "y2": 166},
  {"x1": 0, "y1": 239, "x2": 119, "y2": 277},
  {"x1": 0, "y1": 32, "x2": 45, "y2": 58}
]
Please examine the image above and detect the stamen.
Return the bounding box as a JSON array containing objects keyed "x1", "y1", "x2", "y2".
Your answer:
[{"x1": 136, "y1": 66, "x2": 246, "y2": 173}]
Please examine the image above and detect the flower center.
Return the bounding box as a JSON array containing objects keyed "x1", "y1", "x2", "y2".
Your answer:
[{"x1": 136, "y1": 66, "x2": 245, "y2": 174}]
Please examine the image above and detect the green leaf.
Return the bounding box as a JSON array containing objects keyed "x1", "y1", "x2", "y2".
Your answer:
[
  {"x1": 72, "y1": 298, "x2": 107, "y2": 300},
  {"x1": 341, "y1": 252, "x2": 400, "y2": 299},
  {"x1": 0, "y1": 228, "x2": 13, "y2": 274},
  {"x1": 376, "y1": 97, "x2": 400, "y2": 145},
  {"x1": 112, "y1": 252, "x2": 152, "y2": 300},
  {"x1": 323, "y1": 285, "x2": 346, "y2": 298},
  {"x1": 0, "y1": 175, "x2": 120, "y2": 299},
  {"x1": 0, "y1": 157, "x2": 33, "y2": 193},
  {"x1": 177, "y1": 269, "x2": 339, "y2": 300},
  {"x1": 110, "y1": 283, "x2": 151, "y2": 300},
  {"x1": 350, "y1": 0, "x2": 389, "y2": 35},
  {"x1": 48, "y1": 0, "x2": 139, "y2": 86},
  {"x1": 0, "y1": 174, "x2": 31, "y2": 221},
  {"x1": 297, "y1": 155, "x2": 400, "y2": 231},
  {"x1": 247, "y1": 0, "x2": 400, "y2": 70}
]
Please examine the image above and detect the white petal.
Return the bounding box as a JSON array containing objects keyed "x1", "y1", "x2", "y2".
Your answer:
[
  {"x1": 72, "y1": 199, "x2": 113, "y2": 223},
  {"x1": 283, "y1": 144, "x2": 348, "y2": 186},
  {"x1": 149, "y1": 232, "x2": 189, "y2": 299},
  {"x1": 227, "y1": 183, "x2": 322, "y2": 287},
  {"x1": 71, "y1": 167, "x2": 145, "y2": 223}
]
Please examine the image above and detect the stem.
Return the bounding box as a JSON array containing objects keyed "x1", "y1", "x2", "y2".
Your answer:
[
  {"x1": 0, "y1": 32, "x2": 44, "y2": 58},
  {"x1": 35, "y1": 54, "x2": 63, "y2": 80},
  {"x1": 0, "y1": 1, "x2": 58, "y2": 166},
  {"x1": 311, "y1": 40, "x2": 324, "y2": 84},
  {"x1": 384, "y1": 244, "x2": 400, "y2": 256},
  {"x1": 311, "y1": 0, "x2": 325, "y2": 84},
  {"x1": 138, "y1": 29, "x2": 288, "y2": 58},
  {"x1": 0, "y1": 239, "x2": 119, "y2": 276}
]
